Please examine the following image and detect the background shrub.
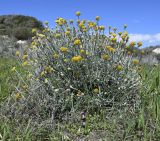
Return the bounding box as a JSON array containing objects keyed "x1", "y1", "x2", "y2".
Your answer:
[
  {"x1": 0, "y1": 15, "x2": 44, "y2": 40},
  {"x1": 13, "y1": 27, "x2": 33, "y2": 40}
]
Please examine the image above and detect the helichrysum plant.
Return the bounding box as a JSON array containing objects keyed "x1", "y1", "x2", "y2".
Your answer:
[{"x1": 1, "y1": 12, "x2": 143, "y2": 130}]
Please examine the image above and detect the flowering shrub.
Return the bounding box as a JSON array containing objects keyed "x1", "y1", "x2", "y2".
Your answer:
[{"x1": 1, "y1": 12, "x2": 142, "y2": 128}]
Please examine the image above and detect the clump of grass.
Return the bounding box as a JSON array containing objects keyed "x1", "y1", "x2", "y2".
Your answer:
[
  {"x1": 1, "y1": 12, "x2": 143, "y2": 138},
  {"x1": 0, "y1": 57, "x2": 23, "y2": 102}
]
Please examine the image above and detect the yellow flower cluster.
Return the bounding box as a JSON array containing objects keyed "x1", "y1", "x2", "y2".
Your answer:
[
  {"x1": 77, "y1": 91, "x2": 84, "y2": 96},
  {"x1": 60, "y1": 47, "x2": 68, "y2": 53},
  {"x1": 44, "y1": 66, "x2": 54, "y2": 74},
  {"x1": 121, "y1": 31, "x2": 129, "y2": 41},
  {"x1": 22, "y1": 85, "x2": 28, "y2": 91},
  {"x1": 22, "y1": 55, "x2": 28, "y2": 60},
  {"x1": 11, "y1": 67, "x2": 16, "y2": 72},
  {"x1": 22, "y1": 61, "x2": 28, "y2": 66},
  {"x1": 88, "y1": 22, "x2": 96, "y2": 28},
  {"x1": 55, "y1": 18, "x2": 66, "y2": 26},
  {"x1": 102, "y1": 54, "x2": 110, "y2": 61},
  {"x1": 74, "y1": 39, "x2": 81, "y2": 45},
  {"x1": 37, "y1": 33, "x2": 45, "y2": 38},
  {"x1": 141, "y1": 50, "x2": 145, "y2": 55},
  {"x1": 53, "y1": 53, "x2": 59, "y2": 58},
  {"x1": 116, "y1": 65, "x2": 123, "y2": 71},
  {"x1": 55, "y1": 33, "x2": 61, "y2": 39},
  {"x1": 65, "y1": 31, "x2": 70, "y2": 36},
  {"x1": 16, "y1": 51, "x2": 20, "y2": 57},
  {"x1": 132, "y1": 59, "x2": 139, "y2": 65},
  {"x1": 32, "y1": 28, "x2": 37, "y2": 33},
  {"x1": 106, "y1": 46, "x2": 115, "y2": 53},
  {"x1": 95, "y1": 16, "x2": 100, "y2": 21},
  {"x1": 15, "y1": 92, "x2": 22, "y2": 100},
  {"x1": 76, "y1": 11, "x2": 81, "y2": 16},
  {"x1": 93, "y1": 88, "x2": 99, "y2": 94},
  {"x1": 80, "y1": 49, "x2": 86, "y2": 54},
  {"x1": 137, "y1": 42, "x2": 142, "y2": 47},
  {"x1": 41, "y1": 66, "x2": 54, "y2": 77},
  {"x1": 130, "y1": 41, "x2": 136, "y2": 47},
  {"x1": 98, "y1": 26, "x2": 105, "y2": 30},
  {"x1": 71, "y1": 55, "x2": 83, "y2": 62}
]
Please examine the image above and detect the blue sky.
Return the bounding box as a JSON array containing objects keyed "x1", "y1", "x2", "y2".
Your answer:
[{"x1": 0, "y1": 0, "x2": 160, "y2": 47}]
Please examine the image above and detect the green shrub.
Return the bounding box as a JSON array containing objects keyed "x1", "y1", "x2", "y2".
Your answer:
[
  {"x1": 0, "y1": 15, "x2": 43, "y2": 39},
  {"x1": 13, "y1": 27, "x2": 33, "y2": 40},
  {"x1": 1, "y1": 12, "x2": 142, "y2": 131}
]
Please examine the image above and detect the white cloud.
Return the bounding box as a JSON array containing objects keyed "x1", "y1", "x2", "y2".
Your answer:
[{"x1": 129, "y1": 33, "x2": 160, "y2": 43}]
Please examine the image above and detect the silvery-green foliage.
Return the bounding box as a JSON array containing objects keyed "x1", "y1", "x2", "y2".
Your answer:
[{"x1": 1, "y1": 18, "x2": 142, "y2": 129}]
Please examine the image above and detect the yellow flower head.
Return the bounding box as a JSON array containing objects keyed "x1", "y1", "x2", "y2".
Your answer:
[
  {"x1": 102, "y1": 54, "x2": 110, "y2": 61},
  {"x1": 111, "y1": 37, "x2": 117, "y2": 42},
  {"x1": 60, "y1": 47, "x2": 68, "y2": 53},
  {"x1": 93, "y1": 88, "x2": 99, "y2": 94},
  {"x1": 132, "y1": 59, "x2": 139, "y2": 65},
  {"x1": 116, "y1": 65, "x2": 123, "y2": 71},
  {"x1": 55, "y1": 33, "x2": 61, "y2": 39},
  {"x1": 93, "y1": 27, "x2": 98, "y2": 31},
  {"x1": 118, "y1": 32, "x2": 122, "y2": 36},
  {"x1": 77, "y1": 91, "x2": 84, "y2": 97},
  {"x1": 74, "y1": 39, "x2": 81, "y2": 45},
  {"x1": 15, "y1": 93, "x2": 22, "y2": 100},
  {"x1": 137, "y1": 42, "x2": 142, "y2": 47},
  {"x1": 22, "y1": 61, "x2": 28, "y2": 66},
  {"x1": 63, "y1": 59, "x2": 68, "y2": 62},
  {"x1": 56, "y1": 18, "x2": 66, "y2": 26},
  {"x1": 65, "y1": 31, "x2": 70, "y2": 36},
  {"x1": 88, "y1": 22, "x2": 96, "y2": 28},
  {"x1": 77, "y1": 20, "x2": 80, "y2": 24},
  {"x1": 16, "y1": 51, "x2": 20, "y2": 57},
  {"x1": 22, "y1": 85, "x2": 28, "y2": 90},
  {"x1": 78, "y1": 22, "x2": 84, "y2": 28},
  {"x1": 71, "y1": 55, "x2": 83, "y2": 62},
  {"x1": 130, "y1": 41, "x2": 136, "y2": 47},
  {"x1": 53, "y1": 53, "x2": 59, "y2": 58},
  {"x1": 41, "y1": 71, "x2": 45, "y2": 77},
  {"x1": 22, "y1": 55, "x2": 28, "y2": 60},
  {"x1": 113, "y1": 27, "x2": 117, "y2": 31},
  {"x1": 37, "y1": 34, "x2": 45, "y2": 38},
  {"x1": 69, "y1": 20, "x2": 73, "y2": 24},
  {"x1": 45, "y1": 66, "x2": 54, "y2": 73},
  {"x1": 106, "y1": 46, "x2": 115, "y2": 53},
  {"x1": 95, "y1": 16, "x2": 100, "y2": 21},
  {"x1": 28, "y1": 73, "x2": 33, "y2": 79},
  {"x1": 31, "y1": 41, "x2": 36, "y2": 45},
  {"x1": 11, "y1": 67, "x2": 16, "y2": 72},
  {"x1": 122, "y1": 35, "x2": 126, "y2": 40},
  {"x1": 32, "y1": 28, "x2": 37, "y2": 33},
  {"x1": 82, "y1": 27, "x2": 87, "y2": 32},
  {"x1": 80, "y1": 49, "x2": 86, "y2": 55},
  {"x1": 141, "y1": 50, "x2": 145, "y2": 55},
  {"x1": 127, "y1": 51, "x2": 132, "y2": 55},
  {"x1": 44, "y1": 78, "x2": 48, "y2": 84},
  {"x1": 76, "y1": 11, "x2": 81, "y2": 16},
  {"x1": 112, "y1": 33, "x2": 117, "y2": 38},
  {"x1": 98, "y1": 26, "x2": 105, "y2": 30}
]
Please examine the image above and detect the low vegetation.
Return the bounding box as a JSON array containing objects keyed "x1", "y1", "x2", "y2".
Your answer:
[{"x1": 0, "y1": 12, "x2": 160, "y2": 140}]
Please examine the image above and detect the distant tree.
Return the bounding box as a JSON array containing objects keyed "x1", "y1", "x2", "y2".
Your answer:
[{"x1": 0, "y1": 15, "x2": 44, "y2": 40}]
